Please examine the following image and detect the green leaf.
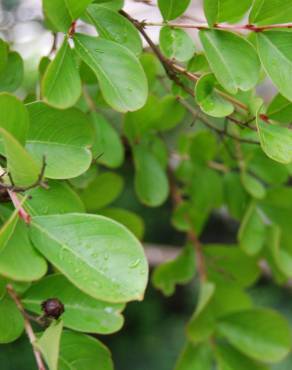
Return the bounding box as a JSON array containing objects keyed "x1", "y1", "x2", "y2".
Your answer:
[
  {"x1": 0, "y1": 39, "x2": 8, "y2": 74},
  {"x1": 199, "y1": 30, "x2": 260, "y2": 94},
  {"x1": 224, "y1": 172, "x2": 249, "y2": 220},
  {"x1": 0, "y1": 219, "x2": 47, "y2": 282},
  {"x1": 257, "y1": 32, "x2": 292, "y2": 102},
  {"x1": 133, "y1": 144, "x2": 169, "y2": 207},
  {"x1": 267, "y1": 226, "x2": 292, "y2": 279},
  {"x1": 86, "y1": 5, "x2": 142, "y2": 55},
  {"x1": 91, "y1": 113, "x2": 124, "y2": 168},
  {"x1": 43, "y1": 0, "x2": 93, "y2": 31},
  {"x1": 241, "y1": 172, "x2": 266, "y2": 199},
  {"x1": 0, "y1": 93, "x2": 29, "y2": 146},
  {"x1": 204, "y1": 245, "x2": 260, "y2": 287},
  {"x1": 238, "y1": 202, "x2": 266, "y2": 255},
  {"x1": 35, "y1": 320, "x2": 63, "y2": 370},
  {"x1": 267, "y1": 94, "x2": 292, "y2": 124},
  {"x1": 80, "y1": 172, "x2": 124, "y2": 211},
  {"x1": 23, "y1": 274, "x2": 125, "y2": 334},
  {"x1": 152, "y1": 244, "x2": 196, "y2": 296},
  {"x1": 175, "y1": 342, "x2": 213, "y2": 370},
  {"x1": 26, "y1": 102, "x2": 93, "y2": 179},
  {"x1": 260, "y1": 187, "x2": 292, "y2": 234},
  {"x1": 190, "y1": 131, "x2": 217, "y2": 166},
  {"x1": 216, "y1": 343, "x2": 269, "y2": 370},
  {"x1": 42, "y1": 40, "x2": 81, "y2": 109},
  {"x1": 158, "y1": 0, "x2": 191, "y2": 20},
  {"x1": 157, "y1": 95, "x2": 186, "y2": 131},
  {"x1": 123, "y1": 95, "x2": 163, "y2": 141},
  {"x1": 0, "y1": 128, "x2": 41, "y2": 187},
  {"x1": 159, "y1": 26, "x2": 195, "y2": 62},
  {"x1": 195, "y1": 73, "x2": 234, "y2": 117},
  {"x1": 250, "y1": 0, "x2": 292, "y2": 25},
  {"x1": 187, "y1": 281, "x2": 216, "y2": 342},
  {"x1": 74, "y1": 33, "x2": 148, "y2": 112},
  {"x1": 98, "y1": 208, "x2": 144, "y2": 240},
  {"x1": 26, "y1": 180, "x2": 85, "y2": 216},
  {"x1": 29, "y1": 213, "x2": 148, "y2": 302},
  {"x1": 0, "y1": 51, "x2": 24, "y2": 93},
  {"x1": 256, "y1": 114, "x2": 292, "y2": 164},
  {"x1": 204, "y1": 0, "x2": 252, "y2": 26},
  {"x1": 245, "y1": 147, "x2": 289, "y2": 185},
  {"x1": 217, "y1": 309, "x2": 292, "y2": 363},
  {"x1": 59, "y1": 331, "x2": 113, "y2": 370},
  {"x1": 0, "y1": 206, "x2": 19, "y2": 252},
  {"x1": 0, "y1": 294, "x2": 24, "y2": 344}
]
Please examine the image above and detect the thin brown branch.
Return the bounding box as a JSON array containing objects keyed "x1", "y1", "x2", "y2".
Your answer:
[
  {"x1": 144, "y1": 21, "x2": 292, "y2": 32},
  {"x1": 6, "y1": 285, "x2": 46, "y2": 370},
  {"x1": 0, "y1": 156, "x2": 47, "y2": 193},
  {"x1": 179, "y1": 99, "x2": 260, "y2": 145}
]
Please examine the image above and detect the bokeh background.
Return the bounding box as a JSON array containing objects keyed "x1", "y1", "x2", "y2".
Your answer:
[{"x1": 0, "y1": 1, "x2": 291, "y2": 369}]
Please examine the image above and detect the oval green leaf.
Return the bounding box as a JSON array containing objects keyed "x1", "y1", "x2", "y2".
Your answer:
[
  {"x1": 74, "y1": 33, "x2": 148, "y2": 112},
  {"x1": 42, "y1": 40, "x2": 82, "y2": 109},
  {"x1": 29, "y1": 213, "x2": 148, "y2": 302},
  {"x1": 26, "y1": 102, "x2": 93, "y2": 179},
  {"x1": 199, "y1": 30, "x2": 260, "y2": 94}
]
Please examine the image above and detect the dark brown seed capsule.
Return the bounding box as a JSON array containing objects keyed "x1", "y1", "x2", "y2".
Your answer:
[{"x1": 41, "y1": 298, "x2": 65, "y2": 319}]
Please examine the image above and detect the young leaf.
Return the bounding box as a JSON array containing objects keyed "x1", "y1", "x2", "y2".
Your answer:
[
  {"x1": 23, "y1": 274, "x2": 125, "y2": 334},
  {"x1": 59, "y1": 331, "x2": 113, "y2": 370},
  {"x1": 256, "y1": 114, "x2": 292, "y2": 164},
  {"x1": 26, "y1": 102, "x2": 93, "y2": 179},
  {"x1": 238, "y1": 202, "x2": 266, "y2": 255},
  {"x1": 257, "y1": 32, "x2": 292, "y2": 102},
  {"x1": 0, "y1": 294, "x2": 24, "y2": 344},
  {"x1": 80, "y1": 172, "x2": 124, "y2": 211},
  {"x1": 159, "y1": 26, "x2": 195, "y2": 62},
  {"x1": 91, "y1": 113, "x2": 124, "y2": 168},
  {"x1": 175, "y1": 342, "x2": 213, "y2": 370},
  {"x1": 204, "y1": 0, "x2": 253, "y2": 26},
  {"x1": 42, "y1": 40, "x2": 82, "y2": 109},
  {"x1": 133, "y1": 145, "x2": 169, "y2": 207},
  {"x1": 217, "y1": 309, "x2": 292, "y2": 363},
  {"x1": 158, "y1": 0, "x2": 191, "y2": 21},
  {"x1": 199, "y1": 30, "x2": 260, "y2": 94},
  {"x1": 152, "y1": 244, "x2": 196, "y2": 296},
  {"x1": 74, "y1": 33, "x2": 148, "y2": 112},
  {"x1": 0, "y1": 93, "x2": 29, "y2": 146},
  {"x1": 0, "y1": 52, "x2": 24, "y2": 93},
  {"x1": 250, "y1": 0, "x2": 292, "y2": 25},
  {"x1": 0, "y1": 128, "x2": 41, "y2": 187},
  {"x1": 43, "y1": 0, "x2": 93, "y2": 31},
  {"x1": 29, "y1": 213, "x2": 148, "y2": 302},
  {"x1": 86, "y1": 4, "x2": 142, "y2": 55},
  {"x1": 98, "y1": 208, "x2": 145, "y2": 240},
  {"x1": 35, "y1": 320, "x2": 63, "y2": 370},
  {"x1": 195, "y1": 73, "x2": 234, "y2": 118}
]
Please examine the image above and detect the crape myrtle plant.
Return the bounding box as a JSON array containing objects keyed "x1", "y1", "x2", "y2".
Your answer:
[{"x1": 1, "y1": 0, "x2": 292, "y2": 368}]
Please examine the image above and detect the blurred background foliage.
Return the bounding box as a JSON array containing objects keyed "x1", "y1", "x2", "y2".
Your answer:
[{"x1": 1, "y1": 0, "x2": 292, "y2": 369}]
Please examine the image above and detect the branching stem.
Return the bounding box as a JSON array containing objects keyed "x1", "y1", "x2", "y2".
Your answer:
[{"x1": 6, "y1": 285, "x2": 46, "y2": 370}]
